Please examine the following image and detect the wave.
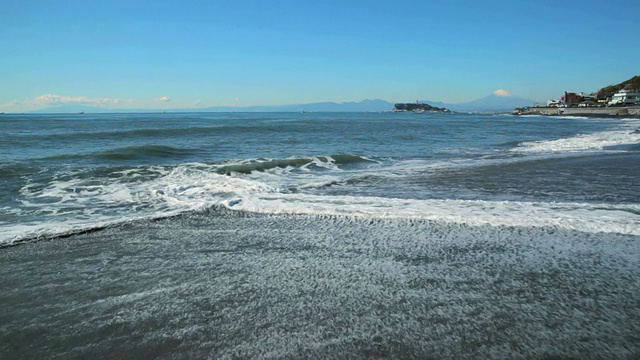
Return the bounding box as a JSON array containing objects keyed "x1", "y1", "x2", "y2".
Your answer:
[
  {"x1": 4, "y1": 134, "x2": 640, "y2": 247},
  {"x1": 96, "y1": 145, "x2": 202, "y2": 161},
  {"x1": 0, "y1": 163, "x2": 42, "y2": 179},
  {"x1": 8, "y1": 125, "x2": 226, "y2": 143},
  {"x1": 3, "y1": 157, "x2": 639, "y2": 247},
  {"x1": 1, "y1": 155, "x2": 377, "y2": 245},
  {"x1": 512, "y1": 128, "x2": 640, "y2": 154},
  {"x1": 216, "y1": 154, "x2": 374, "y2": 174},
  {"x1": 38, "y1": 145, "x2": 203, "y2": 162},
  {"x1": 7, "y1": 120, "x2": 337, "y2": 144}
]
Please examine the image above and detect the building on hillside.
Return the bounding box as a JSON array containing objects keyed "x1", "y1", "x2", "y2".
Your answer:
[{"x1": 607, "y1": 90, "x2": 640, "y2": 106}]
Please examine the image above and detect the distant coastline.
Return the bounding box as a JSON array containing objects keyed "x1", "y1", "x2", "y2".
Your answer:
[
  {"x1": 10, "y1": 94, "x2": 528, "y2": 114},
  {"x1": 513, "y1": 105, "x2": 640, "y2": 118},
  {"x1": 514, "y1": 75, "x2": 640, "y2": 118}
]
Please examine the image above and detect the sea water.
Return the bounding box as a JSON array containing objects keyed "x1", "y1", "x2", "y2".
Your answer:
[{"x1": 1, "y1": 112, "x2": 639, "y2": 358}]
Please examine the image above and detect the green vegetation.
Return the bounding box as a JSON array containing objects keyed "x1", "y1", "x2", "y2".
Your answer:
[
  {"x1": 393, "y1": 103, "x2": 450, "y2": 112},
  {"x1": 597, "y1": 75, "x2": 640, "y2": 99}
]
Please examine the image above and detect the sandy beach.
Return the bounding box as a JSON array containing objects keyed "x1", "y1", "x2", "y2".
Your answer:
[{"x1": 2, "y1": 208, "x2": 639, "y2": 359}]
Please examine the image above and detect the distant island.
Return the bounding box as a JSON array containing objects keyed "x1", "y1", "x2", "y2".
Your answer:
[{"x1": 393, "y1": 102, "x2": 450, "y2": 113}]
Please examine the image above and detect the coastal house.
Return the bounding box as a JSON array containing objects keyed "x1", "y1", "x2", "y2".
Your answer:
[
  {"x1": 577, "y1": 100, "x2": 597, "y2": 107},
  {"x1": 607, "y1": 90, "x2": 640, "y2": 106},
  {"x1": 547, "y1": 99, "x2": 560, "y2": 107},
  {"x1": 560, "y1": 91, "x2": 583, "y2": 107},
  {"x1": 577, "y1": 93, "x2": 598, "y2": 107}
]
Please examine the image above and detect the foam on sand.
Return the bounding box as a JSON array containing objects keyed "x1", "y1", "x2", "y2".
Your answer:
[
  {"x1": 227, "y1": 193, "x2": 640, "y2": 236},
  {"x1": 2, "y1": 208, "x2": 638, "y2": 358}
]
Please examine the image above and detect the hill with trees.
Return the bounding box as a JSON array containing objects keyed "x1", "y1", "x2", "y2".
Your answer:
[
  {"x1": 597, "y1": 76, "x2": 640, "y2": 99},
  {"x1": 393, "y1": 103, "x2": 450, "y2": 112}
]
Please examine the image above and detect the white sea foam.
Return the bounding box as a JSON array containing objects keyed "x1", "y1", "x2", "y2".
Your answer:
[
  {"x1": 513, "y1": 128, "x2": 640, "y2": 153},
  {"x1": 553, "y1": 116, "x2": 589, "y2": 120},
  {"x1": 227, "y1": 193, "x2": 640, "y2": 236},
  {"x1": 2, "y1": 165, "x2": 277, "y2": 245},
  {"x1": 3, "y1": 150, "x2": 640, "y2": 245}
]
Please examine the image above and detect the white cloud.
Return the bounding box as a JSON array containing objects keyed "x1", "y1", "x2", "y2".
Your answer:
[
  {"x1": 3, "y1": 100, "x2": 20, "y2": 108},
  {"x1": 493, "y1": 89, "x2": 512, "y2": 97},
  {"x1": 22, "y1": 94, "x2": 122, "y2": 107},
  {"x1": 155, "y1": 95, "x2": 171, "y2": 103}
]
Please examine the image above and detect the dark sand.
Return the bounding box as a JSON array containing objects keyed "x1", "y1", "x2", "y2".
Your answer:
[{"x1": 2, "y1": 209, "x2": 639, "y2": 359}]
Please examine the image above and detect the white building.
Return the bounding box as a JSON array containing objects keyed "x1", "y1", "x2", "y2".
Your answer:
[{"x1": 607, "y1": 90, "x2": 640, "y2": 106}]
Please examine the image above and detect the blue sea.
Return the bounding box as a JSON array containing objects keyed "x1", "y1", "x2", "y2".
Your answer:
[{"x1": 1, "y1": 112, "x2": 639, "y2": 358}]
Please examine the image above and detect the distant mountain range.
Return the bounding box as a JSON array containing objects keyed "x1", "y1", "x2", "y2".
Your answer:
[
  {"x1": 29, "y1": 94, "x2": 535, "y2": 113},
  {"x1": 202, "y1": 99, "x2": 393, "y2": 112},
  {"x1": 29, "y1": 99, "x2": 393, "y2": 114}
]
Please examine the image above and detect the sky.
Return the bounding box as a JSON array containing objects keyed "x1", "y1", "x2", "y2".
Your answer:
[{"x1": 1, "y1": 0, "x2": 639, "y2": 112}]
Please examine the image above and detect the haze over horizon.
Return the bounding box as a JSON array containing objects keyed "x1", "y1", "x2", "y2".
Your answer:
[{"x1": 2, "y1": 0, "x2": 638, "y2": 112}]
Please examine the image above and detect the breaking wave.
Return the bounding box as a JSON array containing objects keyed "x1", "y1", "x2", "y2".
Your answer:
[
  {"x1": 513, "y1": 120, "x2": 640, "y2": 154},
  {"x1": 3, "y1": 155, "x2": 639, "y2": 246},
  {"x1": 216, "y1": 154, "x2": 375, "y2": 174}
]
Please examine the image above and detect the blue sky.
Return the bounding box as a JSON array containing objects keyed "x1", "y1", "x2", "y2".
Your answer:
[{"x1": 1, "y1": 0, "x2": 638, "y2": 111}]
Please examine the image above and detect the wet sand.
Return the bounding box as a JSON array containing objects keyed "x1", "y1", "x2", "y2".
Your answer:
[{"x1": 2, "y1": 209, "x2": 639, "y2": 359}]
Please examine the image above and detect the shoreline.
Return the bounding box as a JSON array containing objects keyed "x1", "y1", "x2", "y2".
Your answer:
[{"x1": 514, "y1": 105, "x2": 640, "y2": 118}]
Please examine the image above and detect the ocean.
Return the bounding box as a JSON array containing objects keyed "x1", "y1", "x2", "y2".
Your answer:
[{"x1": 1, "y1": 112, "x2": 639, "y2": 358}]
